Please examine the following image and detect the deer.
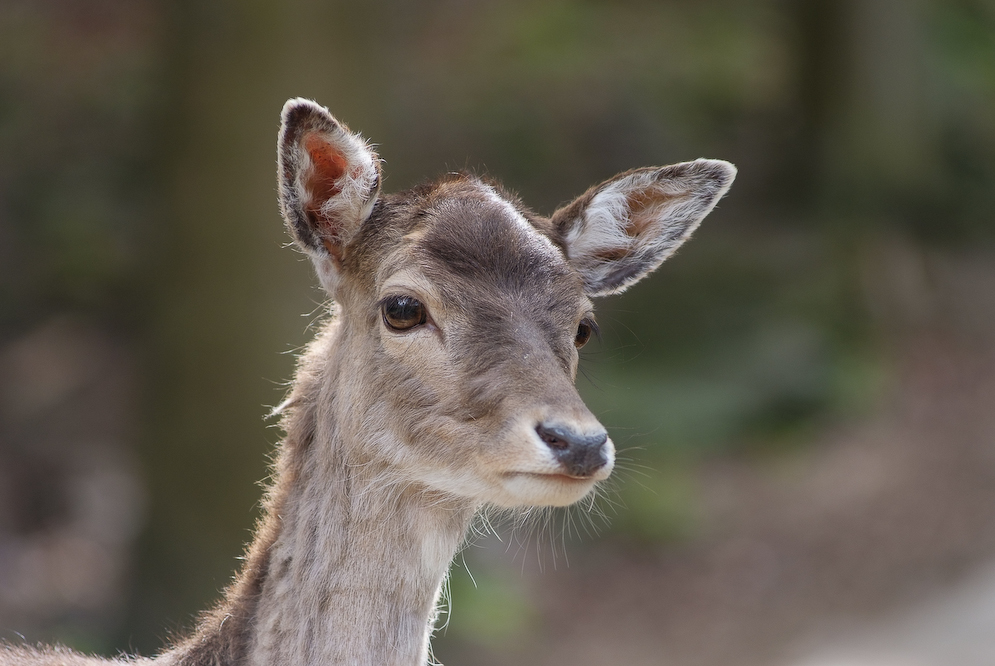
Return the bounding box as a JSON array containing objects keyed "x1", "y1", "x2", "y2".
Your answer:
[{"x1": 1, "y1": 99, "x2": 735, "y2": 666}]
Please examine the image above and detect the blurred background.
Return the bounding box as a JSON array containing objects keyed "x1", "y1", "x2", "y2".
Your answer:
[{"x1": 1, "y1": 1, "x2": 994, "y2": 664}]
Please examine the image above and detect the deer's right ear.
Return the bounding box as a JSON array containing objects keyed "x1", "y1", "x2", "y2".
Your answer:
[{"x1": 277, "y1": 98, "x2": 381, "y2": 292}]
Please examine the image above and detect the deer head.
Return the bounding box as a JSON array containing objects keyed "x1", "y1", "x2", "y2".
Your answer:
[{"x1": 277, "y1": 98, "x2": 735, "y2": 509}]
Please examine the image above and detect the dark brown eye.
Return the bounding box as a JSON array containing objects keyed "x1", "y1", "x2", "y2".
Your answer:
[
  {"x1": 382, "y1": 295, "x2": 427, "y2": 331},
  {"x1": 575, "y1": 318, "x2": 597, "y2": 348}
]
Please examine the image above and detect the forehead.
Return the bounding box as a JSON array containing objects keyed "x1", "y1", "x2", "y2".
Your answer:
[{"x1": 406, "y1": 179, "x2": 581, "y2": 310}]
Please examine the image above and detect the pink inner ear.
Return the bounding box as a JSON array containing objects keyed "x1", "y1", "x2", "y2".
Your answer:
[
  {"x1": 302, "y1": 133, "x2": 351, "y2": 262},
  {"x1": 625, "y1": 188, "x2": 679, "y2": 236},
  {"x1": 304, "y1": 134, "x2": 348, "y2": 216}
]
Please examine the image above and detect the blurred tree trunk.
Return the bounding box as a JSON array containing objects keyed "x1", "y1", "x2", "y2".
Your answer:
[
  {"x1": 123, "y1": 0, "x2": 305, "y2": 652},
  {"x1": 787, "y1": 0, "x2": 932, "y2": 210},
  {"x1": 831, "y1": 0, "x2": 933, "y2": 200}
]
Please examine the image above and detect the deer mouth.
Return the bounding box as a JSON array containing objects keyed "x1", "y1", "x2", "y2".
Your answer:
[
  {"x1": 494, "y1": 470, "x2": 605, "y2": 507},
  {"x1": 504, "y1": 471, "x2": 603, "y2": 483}
]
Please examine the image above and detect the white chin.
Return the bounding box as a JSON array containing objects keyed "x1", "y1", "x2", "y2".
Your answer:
[{"x1": 493, "y1": 472, "x2": 600, "y2": 508}]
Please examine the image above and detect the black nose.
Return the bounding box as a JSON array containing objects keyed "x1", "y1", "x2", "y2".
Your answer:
[{"x1": 535, "y1": 423, "x2": 609, "y2": 477}]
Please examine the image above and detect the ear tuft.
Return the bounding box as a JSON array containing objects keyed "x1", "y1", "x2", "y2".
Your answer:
[
  {"x1": 277, "y1": 99, "x2": 381, "y2": 289},
  {"x1": 553, "y1": 159, "x2": 736, "y2": 296}
]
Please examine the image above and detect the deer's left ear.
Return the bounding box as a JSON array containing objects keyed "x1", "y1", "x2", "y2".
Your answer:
[{"x1": 552, "y1": 159, "x2": 735, "y2": 296}]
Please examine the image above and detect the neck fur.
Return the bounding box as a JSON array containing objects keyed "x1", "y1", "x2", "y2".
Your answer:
[
  {"x1": 163, "y1": 323, "x2": 477, "y2": 666},
  {"x1": 249, "y1": 448, "x2": 473, "y2": 666}
]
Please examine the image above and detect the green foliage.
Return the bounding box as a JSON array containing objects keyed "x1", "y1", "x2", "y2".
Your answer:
[
  {"x1": 443, "y1": 560, "x2": 540, "y2": 648},
  {"x1": 609, "y1": 464, "x2": 700, "y2": 543},
  {"x1": 0, "y1": 1, "x2": 157, "y2": 325}
]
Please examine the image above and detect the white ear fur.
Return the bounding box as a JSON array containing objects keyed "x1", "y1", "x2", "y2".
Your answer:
[
  {"x1": 553, "y1": 159, "x2": 736, "y2": 296},
  {"x1": 277, "y1": 98, "x2": 381, "y2": 293}
]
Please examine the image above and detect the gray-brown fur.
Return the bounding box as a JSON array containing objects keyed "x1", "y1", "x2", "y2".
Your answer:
[{"x1": 1, "y1": 99, "x2": 734, "y2": 666}]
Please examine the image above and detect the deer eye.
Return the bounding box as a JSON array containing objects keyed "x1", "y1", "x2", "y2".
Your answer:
[
  {"x1": 381, "y1": 295, "x2": 427, "y2": 331},
  {"x1": 575, "y1": 317, "x2": 598, "y2": 349}
]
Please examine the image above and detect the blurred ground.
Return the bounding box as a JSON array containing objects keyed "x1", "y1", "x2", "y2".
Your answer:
[{"x1": 787, "y1": 561, "x2": 995, "y2": 666}]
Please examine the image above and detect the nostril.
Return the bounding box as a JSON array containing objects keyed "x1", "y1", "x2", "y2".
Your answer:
[
  {"x1": 536, "y1": 425, "x2": 570, "y2": 450},
  {"x1": 536, "y1": 424, "x2": 607, "y2": 449}
]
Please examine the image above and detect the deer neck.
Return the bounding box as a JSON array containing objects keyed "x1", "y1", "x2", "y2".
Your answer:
[
  {"x1": 248, "y1": 453, "x2": 473, "y2": 666},
  {"x1": 245, "y1": 331, "x2": 476, "y2": 666}
]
